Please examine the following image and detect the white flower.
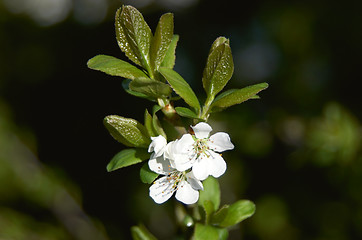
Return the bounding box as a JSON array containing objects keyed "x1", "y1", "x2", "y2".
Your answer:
[
  {"x1": 148, "y1": 156, "x2": 203, "y2": 204},
  {"x1": 167, "y1": 122, "x2": 234, "y2": 181},
  {"x1": 148, "y1": 135, "x2": 167, "y2": 158}
]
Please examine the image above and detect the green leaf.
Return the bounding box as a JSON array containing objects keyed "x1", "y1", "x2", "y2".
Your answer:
[
  {"x1": 140, "y1": 162, "x2": 159, "y2": 184},
  {"x1": 87, "y1": 55, "x2": 148, "y2": 80},
  {"x1": 210, "y1": 205, "x2": 229, "y2": 225},
  {"x1": 198, "y1": 176, "x2": 220, "y2": 211},
  {"x1": 150, "y1": 13, "x2": 174, "y2": 73},
  {"x1": 175, "y1": 107, "x2": 200, "y2": 119},
  {"x1": 144, "y1": 109, "x2": 158, "y2": 137},
  {"x1": 203, "y1": 200, "x2": 215, "y2": 224},
  {"x1": 159, "y1": 67, "x2": 200, "y2": 113},
  {"x1": 129, "y1": 77, "x2": 172, "y2": 98},
  {"x1": 216, "y1": 200, "x2": 256, "y2": 228},
  {"x1": 160, "y1": 34, "x2": 179, "y2": 69},
  {"x1": 193, "y1": 224, "x2": 227, "y2": 240},
  {"x1": 202, "y1": 37, "x2": 234, "y2": 99},
  {"x1": 211, "y1": 83, "x2": 269, "y2": 111},
  {"x1": 106, "y1": 148, "x2": 149, "y2": 172},
  {"x1": 152, "y1": 110, "x2": 167, "y2": 139},
  {"x1": 104, "y1": 115, "x2": 151, "y2": 148},
  {"x1": 131, "y1": 224, "x2": 157, "y2": 240},
  {"x1": 122, "y1": 79, "x2": 156, "y2": 101},
  {"x1": 115, "y1": 6, "x2": 152, "y2": 71},
  {"x1": 216, "y1": 228, "x2": 229, "y2": 240},
  {"x1": 209, "y1": 36, "x2": 228, "y2": 53},
  {"x1": 152, "y1": 104, "x2": 162, "y2": 114}
]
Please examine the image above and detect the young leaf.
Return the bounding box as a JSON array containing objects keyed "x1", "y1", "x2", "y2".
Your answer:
[
  {"x1": 104, "y1": 115, "x2": 151, "y2": 148},
  {"x1": 115, "y1": 6, "x2": 152, "y2": 71},
  {"x1": 175, "y1": 107, "x2": 199, "y2": 119},
  {"x1": 159, "y1": 67, "x2": 200, "y2": 113},
  {"x1": 210, "y1": 205, "x2": 229, "y2": 225},
  {"x1": 198, "y1": 176, "x2": 220, "y2": 211},
  {"x1": 203, "y1": 200, "x2": 215, "y2": 224},
  {"x1": 150, "y1": 13, "x2": 174, "y2": 73},
  {"x1": 106, "y1": 148, "x2": 149, "y2": 172},
  {"x1": 152, "y1": 104, "x2": 162, "y2": 114},
  {"x1": 202, "y1": 37, "x2": 234, "y2": 99},
  {"x1": 129, "y1": 77, "x2": 172, "y2": 98},
  {"x1": 122, "y1": 79, "x2": 156, "y2": 101},
  {"x1": 131, "y1": 224, "x2": 157, "y2": 240},
  {"x1": 160, "y1": 34, "x2": 179, "y2": 69},
  {"x1": 193, "y1": 224, "x2": 228, "y2": 240},
  {"x1": 211, "y1": 82, "x2": 269, "y2": 111},
  {"x1": 87, "y1": 55, "x2": 148, "y2": 80},
  {"x1": 140, "y1": 162, "x2": 159, "y2": 184},
  {"x1": 216, "y1": 200, "x2": 256, "y2": 228},
  {"x1": 152, "y1": 110, "x2": 167, "y2": 139},
  {"x1": 209, "y1": 36, "x2": 228, "y2": 53},
  {"x1": 144, "y1": 109, "x2": 158, "y2": 137}
]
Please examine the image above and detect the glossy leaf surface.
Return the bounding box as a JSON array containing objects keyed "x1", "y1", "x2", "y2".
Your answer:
[
  {"x1": 104, "y1": 115, "x2": 150, "y2": 148},
  {"x1": 106, "y1": 148, "x2": 149, "y2": 172},
  {"x1": 115, "y1": 6, "x2": 152, "y2": 70},
  {"x1": 160, "y1": 34, "x2": 179, "y2": 69},
  {"x1": 202, "y1": 37, "x2": 234, "y2": 98},
  {"x1": 87, "y1": 55, "x2": 147, "y2": 79},
  {"x1": 129, "y1": 77, "x2": 172, "y2": 98},
  {"x1": 159, "y1": 67, "x2": 200, "y2": 113},
  {"x1": 211, "y1": 83, "x2": 269, "y2": 111},
  {"x1": 150, "y1": 13, "x2": 174, "y2": 73},
  {"x1": 209, "y1": 36, "x2": 228, "y2": 53}
]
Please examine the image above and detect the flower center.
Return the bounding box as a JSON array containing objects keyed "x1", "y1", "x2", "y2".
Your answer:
[
  {"x1": 163, "y1": 171, "x2": 185, "y2": 194},
  {"x1": 193, "y1": 138, "x2": 210, "y2": 158}
]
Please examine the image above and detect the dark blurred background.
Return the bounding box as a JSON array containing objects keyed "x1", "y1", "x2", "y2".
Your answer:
[{"x1": 1, "y1": 0, "x2": 362, "y2": 239}]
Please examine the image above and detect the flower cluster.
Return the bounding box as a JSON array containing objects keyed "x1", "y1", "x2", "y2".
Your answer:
[{"x1": 148, "y1": 122, "x2": 234, "y2": 204}]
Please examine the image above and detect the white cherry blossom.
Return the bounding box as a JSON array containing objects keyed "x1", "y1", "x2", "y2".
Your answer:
[
  {"x1": 148, "y1": 135, "x2": 167, "y2": 158},
  {"x1": 167, "y1": 122, "x2": 234, "y2": 181},
  {"x1": 148, "y1": 156, "x2": 203, "y2": 204}
]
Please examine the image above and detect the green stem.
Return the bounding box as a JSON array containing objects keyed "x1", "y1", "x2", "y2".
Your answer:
[
  {"x1": 158, "y1": 98, "x2": 187, "y2": 136},
  {"x1": 200, "y1": 95, "x2": 214, "y2": 121},
  {"x1": 146, "y1": 65, "x2": 155, "y2": 79}
]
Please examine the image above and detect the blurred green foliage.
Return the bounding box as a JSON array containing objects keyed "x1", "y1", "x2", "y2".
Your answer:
[
  {"x1": 0, "y1": 100, "x2": 109, "y2": 239},
  {"x1": 1, "y1": 0, "x2": 362, "y2": 239}
]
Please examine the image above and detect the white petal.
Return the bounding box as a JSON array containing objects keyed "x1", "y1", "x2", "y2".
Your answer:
[
  {"x1": 192, "y1": 155, "x2": 210, "y2": 181},
  {"x1": 163, "y1": 140, "x2": 175, "y2": 160},
  {"x1": 148, "y1": 135, "x2": 167, "y2": 157},
  {"x1": 186, "y1": 171, "x2": 204, "y2": 190},
  {"x1": 167, "y1": 134, "x2": 195, "y2": 171},
  {"x1": 170, "y1": 156, "x2": 195, "y2": 172},
  {"x1": 192, "y1": 122, "x2": 212, "y2": 139},
  {"x1": 165, "y1": 135, "x2": 193, "y2": 159},
  {"x1": 149, "y1": 176, "x2": 175, "y2": 204},
  {"x1": 208, "y1": 151, "x2": 227, "y2": 178},
  {"x1": 148, "y1": 156, "x2": 173, "y2": 175},
  {"x1": 176, "y1": 134, "x2": 195, "y2": 150},
  {"x1": 192, "y1": 151, "x2": 227, "y2": 180},
  {"x1": 209, "y1": 132, "x2": 234, "y2": 152},
  {"x1": 175, "y1": 180, "x2": 199, "y2": 204}
]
